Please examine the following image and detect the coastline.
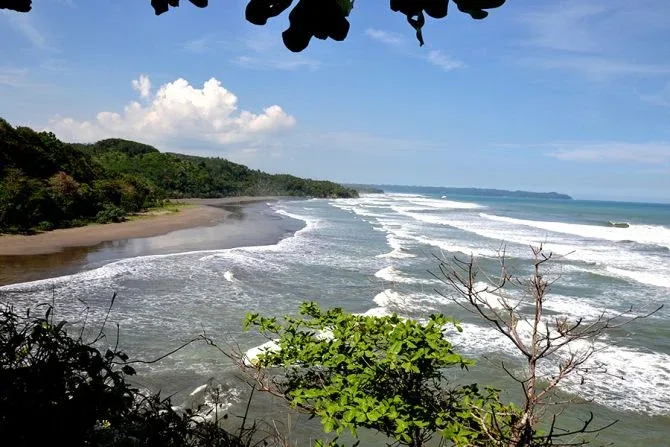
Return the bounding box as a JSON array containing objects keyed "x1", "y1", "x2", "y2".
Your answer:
[
  {"x1": 0, "y1": 197, "x2": 304, "y2": 287},
  {"x1": 0, "y1": 196, "x2": 280, "y2": 257}
]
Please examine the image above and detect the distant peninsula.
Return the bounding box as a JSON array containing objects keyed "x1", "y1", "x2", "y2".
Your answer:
[{"x1": 353, "y1": 184, "x2": 573, "y2": 200}]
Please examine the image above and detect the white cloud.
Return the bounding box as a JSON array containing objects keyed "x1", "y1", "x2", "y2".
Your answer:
[
  {"x1": 179, "y1": 32, "x2": 321, "y2": 71},
  {"x1": 365, "y1": 28, "x2": 405, "y2": 47},
  {"x1": 131, "y1": 74, "x2": 151, "y2": 98},
  {"x1": 548, "y1": 142, "x2": 670, "y2": 164},
  {"x1": 182, "y1": 36, "x2": 213, "y2": 54},
  {"x1": 232, "y1": 31, "x2": 322, "y2": 71},
  {"x1": 49, "y1": 76, "x2": 297, "y2": 148},
  {"x1": 425, "y1": 50, "x2": 465, "y2": 72},
  {"x1": 519, "y1": 2, "x2": 607, "y2": 53},
  {"x1": 366, "y1": 28, "x2": 464, "y2": 73},
  {"x1": 299, "y1": 131, "x2": 443, "y2": 156},
  {"x1": 232, "y1": 55, "x2": 320, "y2": 71},
  {"x1": 0, "y1": 67, "x2": 29, "y2": 87},
  {"x1": 516, "y1": 0, "x2": 670, "y2": 79},
  {"x1": 2, "y1": 12, "x2": 49, "y2": 49},
  {"x1": 526, "y1": 56, "x2": 670, "y2": 79}
]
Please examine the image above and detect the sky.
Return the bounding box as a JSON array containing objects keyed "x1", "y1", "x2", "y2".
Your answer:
[{"x1": 1, "y1": 0, "x2": 670, "y2": 202}]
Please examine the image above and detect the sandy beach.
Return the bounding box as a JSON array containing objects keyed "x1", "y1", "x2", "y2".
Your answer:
[{"x1": 0, "y1": 197, "x2": 279, "y2": 256}]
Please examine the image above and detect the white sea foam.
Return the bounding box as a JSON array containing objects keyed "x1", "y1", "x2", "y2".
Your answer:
[
  {"x1": 542, "y1": 295, "x2": 617, "y2": 320},
  {"x1": 371, "y1": 289, "x2": 448, "y2": 315},
  {"x1": 0, "y1": 250, "x2": 221, "y2": 293},
  {"x1": 359, "y1": 307, "x2": 393, "y2": 317},
  {"x1": 472, "y1": 282, "x2": 509, "y2": 309},
  {"x1": 243, "y1": 340, "x2": 280, "y2": 366},
  {"x1": 274, "y1": 208, "x2": 321, "y2": 234},
  {"x1": 480, "y1": 213, "x2": 670, "y2": 249},
  {"x1": 606, "y1": 266, "x2": 670, "y2": 289},
  {"x1": 559, "y1": 342, "x2": 670, "y2": 415},
  {"x1": 350, "y1": 206, "x2": 385, "y2": 218},
  {"x1": 223, "y1": 271, "x2": 235, "y2": 282},
  {"x1": 375, "y1": 266, "x2": 413, "y2": 284},
  {"x1": 373, "y1": 289, "x2": 408, "y2": 309},
  {"x1": 1, "y1": 203, "x2": 320, "y2": 296},
  {"x1": 404, "y1": 197, "x2": 485, "y2": 210},
  {"x1": 376, "y1": 233, "x2": 416, "y2": 259},
  {"x1": 374, "y1": 266, "x2": 436, "y2": 285},
  {"x1": 180, "y1": 380, "x2": 241, "y2": 423},
  {"x1": 442, "y1": 322, "x2": 670, "y2": 414},
  {"x1": 390, "y1": 206, "x2": 448, "y2": 226},
  {"x1": 408, "y1": 234, "x2": 498, "y2": 258}
]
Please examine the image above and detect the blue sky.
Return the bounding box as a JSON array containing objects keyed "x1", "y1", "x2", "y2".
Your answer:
[{"x1": 1, "y1": 0, "x2": 669, "y2": 202}]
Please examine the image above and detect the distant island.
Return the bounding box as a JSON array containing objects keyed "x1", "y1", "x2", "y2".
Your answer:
[
  {"x1": 0, "y1": 118, "x2": 357, "y2": 234},
  {"x1": 353, "y1": 184, "x2": 573, "y2": 200}
]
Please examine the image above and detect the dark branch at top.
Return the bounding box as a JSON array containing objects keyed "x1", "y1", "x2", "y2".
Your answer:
[{"x1": 1, "y1": 0, "x2": 507, "y2": 52}]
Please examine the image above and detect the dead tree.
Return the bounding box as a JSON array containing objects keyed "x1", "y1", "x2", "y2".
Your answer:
[{"x1": 433, "y1": 244, "x2": 662, "y2": 446}]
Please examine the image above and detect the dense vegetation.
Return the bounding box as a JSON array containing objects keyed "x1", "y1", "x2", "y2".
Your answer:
[
  {"x1": 0, "y1": 118, "x2": 357, "y2": 234},
  {"x1": 0, "y1": 303, "x2": 253, "y2": 446},
  {"x1": 74, "y1": 141, "x2": 357, "y2": 200},
  {"x1": 1, "y1": 299, "x2": 516, "y2": 447},
  {"x1": 2, "y1": 250, "x2": 647, "y2": 445},
  {"x1": 244, "y1": 302, "x2": 517, "y2": 446}
]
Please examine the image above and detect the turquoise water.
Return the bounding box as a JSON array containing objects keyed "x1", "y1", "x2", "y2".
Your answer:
[{"x1": 1, "y1": 191, "x2": 669, "y2": 445}]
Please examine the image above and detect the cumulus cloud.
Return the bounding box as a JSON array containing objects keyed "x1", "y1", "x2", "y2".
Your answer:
[
  {"x1": 131, "y1": 74, "x2": 151, "y2": 98},
  {"x1": 50, "y1": 75, "x2": 296, "y2": 148}
]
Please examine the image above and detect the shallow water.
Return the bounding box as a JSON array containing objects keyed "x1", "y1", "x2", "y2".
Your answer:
[{"x1": 1, "y1": 194, "x2": 669, "y2": 446}]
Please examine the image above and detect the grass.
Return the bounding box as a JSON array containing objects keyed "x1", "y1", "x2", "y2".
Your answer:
[{"x1": 126, "y1": 200, "x2": 197, "y2": 221}]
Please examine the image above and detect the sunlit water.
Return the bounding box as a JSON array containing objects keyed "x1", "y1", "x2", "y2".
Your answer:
[{"x1": 1, "y1": 194, "x2": 669, "y2": 445}]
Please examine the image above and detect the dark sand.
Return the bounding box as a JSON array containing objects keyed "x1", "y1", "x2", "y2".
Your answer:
[
  {"x1": 0, "y1": 199, "x2": 303, "y2": 287},
  {"x1": 0, "y1": 197, "x2": 280, "y2": 257}
]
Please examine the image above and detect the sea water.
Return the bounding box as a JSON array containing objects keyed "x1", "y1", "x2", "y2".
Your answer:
[{"x1": 1, "y1": 191, "x2": 669, "y2": 445}]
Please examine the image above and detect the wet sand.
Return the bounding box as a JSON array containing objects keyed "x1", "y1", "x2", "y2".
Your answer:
[
  {"x1": 0, "y1": 197, "x2": 279, "y2": 256},
  {"x1": 0, "y1": 198, "x2": 302, "y2": 287}
]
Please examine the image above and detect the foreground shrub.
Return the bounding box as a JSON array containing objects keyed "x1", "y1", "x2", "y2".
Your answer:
[
  {"x1": 0, "y1": 304, "x2": 242, "y2": 447},
  {"x1": 244, "y1": 302, "x2": 519, "y2": 446}
]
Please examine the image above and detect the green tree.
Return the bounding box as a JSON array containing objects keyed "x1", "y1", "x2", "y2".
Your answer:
[
  {"x1": 0, "y1": 168, "x2": 52, "y2": 232},
  {"x1": 243, "y1": 302, "x2": 518, "y2": 447},
  {"x1": 47, "y1": 171, "x2": 81, "y2": 222}
]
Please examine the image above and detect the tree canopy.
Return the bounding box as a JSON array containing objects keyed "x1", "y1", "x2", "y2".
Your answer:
[
  {"x1": 0, "y1": 118, "x2": 357, "y2": 234},
  {"x1": 1, "y1": 0, "x2": 507, "y2": 52},
  {"x1": 243, "y1": 302, "x2": 517, "y2": 446}
]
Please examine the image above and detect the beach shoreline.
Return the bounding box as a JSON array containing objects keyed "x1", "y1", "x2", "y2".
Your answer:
[{"x1": 0, "y1": 196, "x2": 281, "y2": 257}]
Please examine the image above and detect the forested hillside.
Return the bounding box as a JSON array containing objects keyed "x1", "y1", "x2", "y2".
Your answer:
[
  {"x1": 0, "y1": 118, "x2": 357, "y2": 233},
  {"x1": 74, "y1": 140, "x2": 356, "y2": 199}
]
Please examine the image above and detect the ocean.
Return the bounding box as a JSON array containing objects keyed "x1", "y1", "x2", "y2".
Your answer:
[{"x1": 1, "y1": 190, "x2": 669, "y2": 445}]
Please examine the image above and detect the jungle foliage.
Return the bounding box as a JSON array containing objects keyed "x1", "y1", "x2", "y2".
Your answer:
[
  {"x1": 243, "y1": 302, "x2": 519, "y2": 446},
  {"x1": 0, "y1": 303, "x2": 249, "y2": 447},
  {"x1": 0, "y1": 118, "x2": 357, "y2": 233}
]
